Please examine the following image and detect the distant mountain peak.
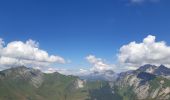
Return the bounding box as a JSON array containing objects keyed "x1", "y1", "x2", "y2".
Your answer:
[
  {"x1": 137, "y1": 64, "x2": 157, "y2": 73},
  {"x1": 136, "y1": 64, "x2": 170, "y2": 76},
  {"x1": 159, "y1": 64, "x2": 166, "y2": 68},
  {"x1": 154, "y1": 65, "x2": 170, "y2": 76},
  {"x1": 80, "y1": 69, "x2": 116, "y2": 81}
]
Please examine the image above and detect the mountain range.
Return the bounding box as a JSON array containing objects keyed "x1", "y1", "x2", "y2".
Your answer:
[{"x1": 1, "y1": 64, "x2": 170, "y2": 100}]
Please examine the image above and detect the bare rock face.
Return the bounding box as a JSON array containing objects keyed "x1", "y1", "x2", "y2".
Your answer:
[
  {"x1": 158, "y1": 87, "x2": 170, "y2": 99},
  {"x1": 134, "y1": 83, "x2": 150, "y2": 99},
  {"x1": 151, "y1": 87, "x2": 160, "y2": 98},
  {"x1": 29, "y1": 69, "x2": 44, "y2": 88},
  {"x1": 75, "y1": 79, "x2": 85, "y2": 89},
  {"x1": 116, "y1": 64, "x2": 170, "y2": 100},
  {"x1": 116, "y1": 73, "x2": 150, "y2": 99},
  {"x1": 0, "y1": 66, "x2": 44, "y2": 88}
]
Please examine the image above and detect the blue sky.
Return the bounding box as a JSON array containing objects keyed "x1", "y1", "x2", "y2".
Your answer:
[{"x1": 0, "y1": 0, "x2": 170, "y2": 73}]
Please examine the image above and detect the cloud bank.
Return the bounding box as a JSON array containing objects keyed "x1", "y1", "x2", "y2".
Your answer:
[
  {"x1": 45, "y1": 35, "x2": 170, "y2": 74},
  {"x1": 1, "y1": 34, "x2": 169, "y2": 74},
  {"x1": 44, "y1": 55, "x2": 115, "y2": 76},
  {"x1": 118, "y1": 35, "x2": 170, "y2": 70},
  {"x1": 0, "y1": 38, "x2": 65, "y2": 70},
  {"x1": 84, "y1": 35, "x2": 170, "y2": 73}
]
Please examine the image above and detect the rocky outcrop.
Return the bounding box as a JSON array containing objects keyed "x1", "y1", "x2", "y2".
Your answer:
[
  {"x1": 116, "y1": 64, "x2": 170, "y2": 100},
  {"x1": 75, "y1": 79, "x2": 85, "y2": 89},
  {"x1": 0, "y1": 66, "x2": 44, "y2": 88}
]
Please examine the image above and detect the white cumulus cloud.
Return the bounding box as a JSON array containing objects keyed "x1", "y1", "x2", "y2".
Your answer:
[
  {"x1": 86, "y1": 55, "x2": 114, "y2": 72},
  {"x1": 118, "y1": 35, "x2": 170, "y2": 70},
  {"x1": 0, "y1": 38, "x2": 65, "y2": 70}
]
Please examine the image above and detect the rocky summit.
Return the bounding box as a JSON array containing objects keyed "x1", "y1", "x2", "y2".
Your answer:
[{"x1": 115, "y1": 64, "x2": 170, "y2": 100}]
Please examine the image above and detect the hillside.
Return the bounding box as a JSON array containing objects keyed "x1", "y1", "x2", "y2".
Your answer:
[
  {"x1": 1, "y1": 65, "x2": 170, "y2": 100},
  {"x1": 0, "y1": 66, "x2": 118, "y2": 100}
]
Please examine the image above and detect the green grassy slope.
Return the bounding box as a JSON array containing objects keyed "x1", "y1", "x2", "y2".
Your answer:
[
  {"x1": 2, "y1": 67, "x2": 170, "y2": 100},
  {"x1": 0, "y1": 67, "x2": 122, "y2": 100}
]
